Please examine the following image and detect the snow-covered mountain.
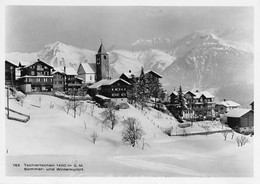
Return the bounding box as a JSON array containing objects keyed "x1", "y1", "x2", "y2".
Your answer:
[{"x1": 6, "y1": 41, "x2": 96, "y2": 70}]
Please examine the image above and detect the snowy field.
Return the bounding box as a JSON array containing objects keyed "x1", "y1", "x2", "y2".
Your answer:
[{"x1": 5, "y1": 94, "x2": 253, "y2": 177}]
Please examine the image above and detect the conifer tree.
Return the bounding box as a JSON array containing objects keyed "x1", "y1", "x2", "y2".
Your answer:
[
  {"x1": 137, "y1": 67, "x2": 149, "y2": 110},
  {"x1": 177, "y1": 85, "x2": 186, "y2": 117}
]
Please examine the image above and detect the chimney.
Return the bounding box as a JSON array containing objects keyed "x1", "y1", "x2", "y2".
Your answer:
[
  {"x1": 129, "y1": 70, "x2": 131, "y2": 73},
  {"x1": 223, "y1": 99, "x2": 226, "y2": 102},
  {"x1": 196, "y1": 90, "x2": 199, "y2": 92},
  {"x1": 64, "y1": 66, "x2": 66, "y2": 74},
  {"x1": 38, "y1": 59, "x2": 40, "y2": 62}
]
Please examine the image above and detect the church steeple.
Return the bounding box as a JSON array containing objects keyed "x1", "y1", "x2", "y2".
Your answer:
[
  {"x1": 96, "y1": 40, "x2": 109, "y2": 82},
  {"x1": 97, "y1": 39, "x2": 106, "y2": 54}
]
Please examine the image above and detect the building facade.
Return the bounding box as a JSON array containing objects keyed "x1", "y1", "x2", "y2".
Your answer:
[
  {"x1": 5, "y1": 60, "x2": 17, "y2": 86},
  {"x1": 215, "y1": 99, "x2": 240, "y2": 115},
  {"x1": 17, "y1": 59, "x2": 54, "y2": 93},
  {"x1": 77, "y1": 63, "x2": 96, "y2": 84},
  {"x1": 88, "y1": 78, "x2": 130, "y2": 103},
  {"x1": 226, "y1": 108, "x2": 254, "y2": 133}
]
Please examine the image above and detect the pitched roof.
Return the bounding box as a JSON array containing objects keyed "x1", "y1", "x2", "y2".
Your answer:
[
  {"x1": 121, "y1": 72, "x2": 136, "y2": 79},
  {"x1": 200, "y1": 91, "x2": 214, "y2": 98},
  {"x1": 216, "y1": 100, "x2": 240, "y2": 107},
  {"x1": 144, "y1": 70, "x2": 162, "y2": 78},
  {"x1": 26, "y1": 59, "x2": 53, "y2": 69},
  {"x1": 89, "y1": 78, "x2": 130, "y2": 89},
  {"x1": 64, "y1": 67, "x2": 77, "y2": 75},
  {"x1": 97, "y1": 43, "x2": 107, "y2": 54},
  {"x1": 79, "y1": 63, "x2": 95, "y2": 74},
  {"x1": 170, "y1": 91, "x2": 178, "y2": 96},
  {"x1": 226, "y1": 108, "x2": 252, "y2": 118},
  {"x1": 185, "y1": 90, "x2": 214, "y2": 99},
  {"x1": 5, "y1": 60, "x2": 17, "y2": 67}
]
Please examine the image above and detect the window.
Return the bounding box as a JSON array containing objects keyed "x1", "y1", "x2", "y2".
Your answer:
[
  {"x1": 31, "y1": 71, "x2": 35, "y2": 75},
  {"x1": 59, "y1": 81, "x2": 63, "y2": 84},
  {"x1": 90, "y1": 75, "x2": 92, "y2": 80},
  {"x1": 53, "y1": 81, "x2": 56, "y2": 84},
  {"x1": 104, "y1": 55, "x2": 106, "y2": 59}
]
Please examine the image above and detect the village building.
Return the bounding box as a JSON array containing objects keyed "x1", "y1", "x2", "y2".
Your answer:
[
  {"x1": 144, "y1": 70, "x2": 162, "y2": 82},
  {"x1": 88, "y1": 78, "x2": 130, "y2": 103},
  {"x1": 184, "y1": 90, "x2": 215, "y2": 117},
  {"x1": 17, "y1": 59, "x2": 54, "y2": 93},
  {"x1": 77, "y1": 63, "x2": 96, "y2": 84},
  {"x1": 215, "y1": 99, "x2": 240, "y2": 115},
  {"x1": 63, "y1": 67, "x2": 83, "y2": 91},
  {"x1": 5, "y1": 60, "x2": 17, "y2": 86},
  {"x1": 52, "y1": 70, "x2": 65, "y2": 91},
  {"x1": 226, "y1": 108, "x2": 254, "y2": 133},
  {"x1": 170, "y1": 91, "x2": 178, "y2": 104}
]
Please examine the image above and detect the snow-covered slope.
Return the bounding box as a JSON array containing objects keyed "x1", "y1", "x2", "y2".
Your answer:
[{"x1": 6, "y1": 94, "x2": 253, "y2": 176}]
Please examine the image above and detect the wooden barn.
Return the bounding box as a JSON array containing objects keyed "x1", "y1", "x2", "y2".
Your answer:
[{"x1": 226, "y1": 108, "x2": 254, "y2": 133}]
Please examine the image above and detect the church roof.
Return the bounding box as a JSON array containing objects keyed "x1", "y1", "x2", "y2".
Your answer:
[
  {"x1": 79, "y1": 63, "x2": 95, "y2": 74},
  {"x1": 97, "y1": 43, "x2": 107, "y2": 54}
]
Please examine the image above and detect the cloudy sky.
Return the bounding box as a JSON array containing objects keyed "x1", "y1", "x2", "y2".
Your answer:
[{"x1": 5, "y1": 6, "x2": 253, "y2": 53}]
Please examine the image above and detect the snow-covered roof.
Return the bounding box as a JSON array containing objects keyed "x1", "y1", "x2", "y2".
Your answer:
[
  {"x1": 95, "y1": 94, "x2": 111, "y2": 100},
  {"x1": 64, "y1": 67, "x2": 77, "y2": 75},
  {"x1": 89, "y1": 78, "x2": 130, "y2": 89},
  {"x1": 52, "y1": 70, "x2": 65, "y2": 75},
  {"x1": 185, "y1": 90, "x2": 214, "y2": 99},
  {"x1": 26, "y1": 59, "x2": 53, "y2": 68},
  {"x1": 79, "y1": 63, "x2": 95, "y2": 74},
  {"x1": 144, "y1": 70, "x2": 162, "y2": 78},
  {"x1": 170, "y1": 91, "x2": 178, "y2": 96},
  {"x1": 226, "y1": 108, "x2": 252, "y2": 118},
  {"x1": 200, "y1": 91, "x2": 214, "y2": 98},
  {"x1": 5, "y1": 60, "x2": 18, "y2": 67},
  {"x1": 75, "y1": 77, "x2": 83, "y2": 81},
  {"x1": 121, "y1": 72, "x2": 136, "y2": 79},
  {"x1": 216, "y1": 100, "x2": 240, "y2": 107}
]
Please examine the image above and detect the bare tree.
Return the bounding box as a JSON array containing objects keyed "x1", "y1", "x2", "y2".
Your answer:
[
  {"x1": 90, "y1": 103, "x2": 95, "y2": 116},
  {"x1": 64, "y1": 100, "x2": 73, "y2": 114},
  {"x1": 101, "y1": 101, "x2": 119, "y2": 130},
  {"x1": 240, "y1": 135, "x2": 249, "y2": 146},
  {"x1": 122, "y1": 117, "x2": 144, "y2": 147},
  {"x1": 235, "y1": 136, "x2": 240, "y2": 147},
  {"x1": 231, "y1": 130, "x2": 235, "y2": 139},
  {"x1": 222, "y1": 131, "x2": 229, "y2": 141},
  {"x1": 90, "y1": 131, "x2": 98, "y2": 144},
  {"x1": 141, "y1": 138, "x2": 151, "y2": 150},
  {"x1": 202, "y1": 125, "x2": 211, "y2": 136}
]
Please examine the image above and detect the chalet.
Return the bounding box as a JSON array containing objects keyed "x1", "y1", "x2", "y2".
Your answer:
[
  {"x1": 52, "y1": 70, "x2": 65, "y2": 91},
  {"x1": 184, "y1": 90, "x2": 215, "y2": 116},
  {"x1": 144, "y1": 70, "x2": 162, "y2": 83},
  {"x1": 64, "y1": 67, "x2": 83, "y2": 91},
  {"x1": 17, "y1": 59, "x2": 54, "y2": 93},
  {"x1": 5, "y1": 60, "x2": 17, "y2": 86},
  {"x1": 88, "y1": 78, "x2": 130, "y2": 103},
  {"x1": 170, "y1": 91, "x2": 178, "y2": 104},
  {"x1": 215, "y1": 99, "x2": 240, "y2": 115},
  {"x1": 77, "y1": 63, "x2": 96, "y2": 84},
  {"x1": 226, "y1": 108, "x2": 254, "y2": 133}
]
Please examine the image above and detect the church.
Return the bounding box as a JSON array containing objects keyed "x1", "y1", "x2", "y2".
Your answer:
[{"x1": 87, "y1": 41, "x2": 131, "y2": 103}]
